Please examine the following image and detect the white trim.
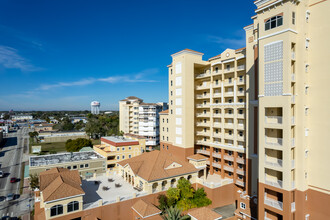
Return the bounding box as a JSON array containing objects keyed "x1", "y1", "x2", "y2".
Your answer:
[
  {"x1": 171, "y1": 50, "x2": 203, "y2": 57},
  {"x1": 258, "y1": 95, "x2": 265, "y2": 97},
  {"x1": 264, "y1": 40, "x2": 283, "y2": 47},
  {"x1": 282, "y1": 93, "x2": 292, "y2": 96},
  {"x1": 259, "y1": 29, "x2": 298, "y2": 41},
  {"x1": 255, "y1": 0, "x2": 283, "y2": 13},
  {"x1": 236, "y1": 55, "x2": 246, "y2": 60},
  {"x1": 222, "y1": 58, "x2": 235, "y2": 64},
  {"x1": 244, "y1": 24, "x2": 254, "y2": 31},
  {"x1": 255, "y1": 0, "x2": 272, "y2": 7},
  {"x1": 210, "y1": 103, "x2": 246, "y2": 107},
  {"x1": 131, "y1": 207, "x2": 162, "y2": 219},
  {"x1": 211, "y1": 61, "x2": 222, "y2": 66},
  {"x1": 44, "y1": 194, "x2": 85, "y2": 204}
]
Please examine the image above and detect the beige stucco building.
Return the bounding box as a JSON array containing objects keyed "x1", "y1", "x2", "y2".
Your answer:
[{"x1": 93, "y1": 133, "x2": 146, "y2": 171}]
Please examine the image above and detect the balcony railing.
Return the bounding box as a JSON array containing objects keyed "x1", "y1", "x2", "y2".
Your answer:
[
  {"x1": 291, "y1": 95, "x2": 296, "y2": 104},
  {"x1": 224, "y1": 155, "x2": 234, "y2": 161},
  {"x1": 196, "y1": 94, "x2": 210, "y2": 99},
  {"x1": 212, "y1": 152, "x2": 221, "y2": 159},
  {"x1": 224, "y1": 123, "x2": 234, "y2": 129},
  {"x1": 197, "y1": 149, "x2": 210, "y2": 155},
  {"x1": 237, "y1": 78, "x2": 245, "y2": 84},
  {"x1": 291, "y1": 73, "x2": 296, "y2": 81},
  {"x1": 213, "y1": 132, "x2": 221, "y2": 138},
  {"x1": 196, "y1": 104, "x2": 209, "y2": 108},
  {"x1": 196, "y1": 113, "x2": 210, "y2": 117},
  {"x1": 264, "y1": 196, "x2": 283, "y2": 210},
  {"x1": 224, "y1": 68, "x2": 234, "y2": 73},
  {"x1": 196, "y1": 85, "x2": 210, "y2": 90},
  {"x1": 291, "y1": 138, "x2": 295, "y2": 147},
  {"x1": 213, "y1": 93, "x2": 221, "y2": 97},
  {"x1": 206, "y1": 160, "x2": 210, "y2": 165},
  {"x1": 265, "y1": 116, "x2": 282, "y2": 124},
  {"x1": 236, "y1": 169, "x2": 245, "y2": 176},
  {"x1": 237, "y1": 65, "x2": 245, "y2": 71},
  {"x1": 224, "y1": 165, "x2": 234, "y2": 172},
  {"x1": 291, "y1": 160, "x2": 295, "y2": 169},
  {"x1": 213, "y1": 113, "x2": 221, "y2": 118},
  {"x1": 265, "y1": 138, "x2": 283, "y2": 146},
  {"x1": 236, "y1": 180, "x2": 245, "y2": 187},
  {"x1": 236, "y1": 157, "x2": 245, "y2": 164},
  {"x1": 291, "y1": 51, "x2": 295, "y2": 60},
  {"x1": 224, "y1": 92, "x2": 234, "y2": 97},
  {"x1": 196, "y1": 73, "x2": 211, "y2": 78},
  {"x1": 212, "y1": 71, "x2": 221, "y2": 75},
  {"x1": 265, "y1": 177, "x2": 283, "y2": 189},
  {"x1": 213, "y1": 122, "x2": 221, "y2": 127},
  {"x1": 291, "y1": 202, "x2": 296, "y2": 212},
  {"x1": 265, "y1": 157, "x2": 283, "y2": 168},
  {"x1": 196, "y1": 131, "x2": 209, "y2": 136},
  {"x1": 213, "y1": 83, "x2": 221, "y2": 87},
  {"x1": 212, "y1": 162, "x2": 221, "y2": 169}
]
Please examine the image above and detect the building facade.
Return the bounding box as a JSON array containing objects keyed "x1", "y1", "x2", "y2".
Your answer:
[
  {"x1": 93, "y1": 134, "x2": 146, "y2": 171},
  {"x1": 119, "y1": 96, "x2": 168, "y2": 148}
]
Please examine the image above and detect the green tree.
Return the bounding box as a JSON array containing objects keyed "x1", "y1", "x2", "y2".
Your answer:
[
  {"x1": 167, "y1": 187, "x2": 180, "y2": 207},
  {"x1": 158, "y1": 194, "x2": 169, "y2": 212},
  {"x1": 192, "y1": 188, "x2": 211, "y2": 208},
  {"x1": 162, "y1": 206, "x2": 190, "y2": 220},
  {"x1": 30, "y1": 174, "x2": 39, "y2": 190},
  {"x1": 65, "y1": 138, "x2": 92, "y2": 152}
]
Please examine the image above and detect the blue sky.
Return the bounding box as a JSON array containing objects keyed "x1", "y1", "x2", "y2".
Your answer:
[{"x1": 0, "y1": 0, "x2": 255, "y2": 111}]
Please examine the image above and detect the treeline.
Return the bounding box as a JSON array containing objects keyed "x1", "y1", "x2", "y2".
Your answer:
[{"x1": 85, "y1": 113, "x2": 121, "y2": 138}]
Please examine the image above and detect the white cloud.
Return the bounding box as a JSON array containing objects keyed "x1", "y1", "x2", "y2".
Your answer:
[{"x1": 0, "y1": 45, "x2": 42, "y2": 72}]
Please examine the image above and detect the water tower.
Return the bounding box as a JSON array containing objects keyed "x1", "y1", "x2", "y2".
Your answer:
[{"x1": 91, "y1": 101, "x2": 100, "y2": 114}]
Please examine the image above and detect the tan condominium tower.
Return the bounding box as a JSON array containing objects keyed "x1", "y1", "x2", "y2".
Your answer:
[
  {"x1": 245, "y1": 0, "x2": 330, "y2": 219},
  {"x1": 159, "y1": 48, "x2": 259, "y2": 204}
]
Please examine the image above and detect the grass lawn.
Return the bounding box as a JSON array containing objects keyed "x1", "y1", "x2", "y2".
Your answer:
[
  {"x1": 39, "y1": 142, "x2": 67, "y2": 153},
  {"x1": 92, "y1": 139, "x2": 100, "y2": 145}
]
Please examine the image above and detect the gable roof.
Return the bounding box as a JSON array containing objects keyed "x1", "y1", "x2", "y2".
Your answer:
[
  {"x1": 120, "y1": 96, "x2": 143, "y2": 101},
  {"x1": 118, "y1": 150, "x2": 198, "y2": 182},
  {"x1": 171, "y1": 49, "x2": 204, "y2": 57},
  {"x1": 187, "y1": 154, "x2": 208, "y2": 161},
  {"x1": 159, "y1": 109, "x2": 169, "y2": 114},
  {"x1": 131, "y1": 199, "x2": 161, "y2": 218},
  {"x1": 188, "y1": 207, "x2": 222, "y2": 220},
  {"x1": 39, "y1": 168, "x2": 84, "y2": 202}
]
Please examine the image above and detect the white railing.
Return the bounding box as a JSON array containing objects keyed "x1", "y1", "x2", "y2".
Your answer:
[
  {"x1": 213, "y1": 113, "x2": 221, "y2": 118},
  {"x1": 212, "y1": 152, "x2": 221, "y2": 158},
  {"x1": 292, "y1": 52, "x2": 295, "y2": 60},
  {"x1": 291, "y1": 95, "x2": 296, "y2": 104},
  {"x1": 212, "y1": 162, "x2": 221, "y2": 169},
  {"x1": 292, "y1": 73, "x2": 295, "y2": 81},
  {"x1": 265, "y1": 157, "x2": 283, "y2": 168},
  {"x1": 224, "y1": 165, "x2": 234, "y2": 172},
  {"x1": 236, "y1": 169, "x2": 245, "y2": 176},
  {"x1": 265, "y1": 138, "x2": 283, "y2": 146},
  {"x1": 292, "y1": 116, "x2": 295, "y2": 124},
  {"x1": 213, "y1": 123, "x2": 221, "y2": 127},
  {"x1": 291, "y1": 138, "x2": 295, "y2": 147},
  {"x1": 224, "y1": 155, "x2": 234, "y2": 161},
  {"x1": 196, "y1": 85, "x2": 210, "y2": 90},
  {"x1": 224, "y1": 92, "x2": 234, "y2": 96},
  {"x1": 213, "y1": 93, "x2": 221, "y2": 97},
  {"x1": 196, "y1": 94, "x2": 210, "y2": 99},
  {"x1": 265, "y1": 178, "x2": 283, "y2": 189},
  {"x1": 236, "y1": 180, "x2": 245, "y2": 187},
  {"x1": 224, "y1": 123, "x2": 234, "y2": 128},
  {"x1": 291, "y1": 160, "x2": 295, "y2": 169},
  {"x1": 197, "y1": 149, "x2": 210, "y2": 155},
  {"x1": 291, "y1": 202, "x2": 296, "y2": 212},
  {"x1": 196, "y1": 131, "x2": 208, "y2": 136},
  {"x1": 237, "y1": 65, "x2": 245, "y2": 70},
  {"x1": 265, "y1": 116, "x2": 282, "y2": 124},
  {"x1": 83, "y1": 201, "x2": 100, "y2": 210},
  {"x1": 196, "y1": 73, "x2": 210, "y2": 78},
  {"x1": 264, "y1": 196, "x2": 283, "y2": 210},
  {"x1": 224, "y1": 68, "x2": 234, "y2": 73},
  {"x1": 196, "y1": 113, "x2": 210, "y2": 117},
  {"x1": 236, "y1": 157, "x2": 245, "y2": 164}
]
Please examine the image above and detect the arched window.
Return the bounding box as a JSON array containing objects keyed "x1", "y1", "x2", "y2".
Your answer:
[
  {"x1": 50, "y1": 205, "x2": 63, "y2": 217},
  {"x1": 67, "y1": 201, "x2": 79, "y2": 213},
  {"x1": 265, "y1": 15, "x2": 283, "y2": 30}
]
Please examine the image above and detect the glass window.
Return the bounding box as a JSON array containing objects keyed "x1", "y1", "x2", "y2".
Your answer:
[
  {"x1": 67, "y1": 166, "x2": 71, "y2": 169},
  {"x1": 265, "y1": 15, "x2": 283, "y2": 31},
  {"x1": 67, "y1": 201, "x2": 79, "y2": 213},
  {"x1": 85, "y1": 164, "x2": 89, "y2": 168},
  {"x1": 80, "y1": 164, "x2": 84, "y2": 168},
  {"x1": 129, "y1": 155, "x2": 131, "y2": 158},
  {"x1": 122, "y1": 147, "x2": 125, "y2": 151},
  {"x1": 117, "y1": 148, "x2": 119, "y2": 151},
  {"x1": 122, "y1": 155, "x2": 125, "y2": 159},
  {"x1": 73, "y1": 165, "x2": 77, "y2": 169},
  {"x1": 50, "y1": 205, "x2": 63, "y2": 217},
  {"x1": 117, "y1": 156, "x2": 120, "y2": 160}
]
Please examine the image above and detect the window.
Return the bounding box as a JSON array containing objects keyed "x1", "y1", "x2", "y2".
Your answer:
[
  {"x1": 163, "y1": 127, "x2": 164, "y2": 131},
  {"x1": 239, "y1": 131, "x2": 243, "y2": 136},
  {"x1": 215, "y1": 79, "x2": 219, "y2": 85},
  {"x1": 215, "y1": 129, "x2": 219, "y2": 133},
  {"x1": 265, "y1": 15, "x2": 283, "y2": 30},
  {"x1": 215, "y1": 67, "x2": 218, "y2": 73},
  {"x1": 239, "y1": 87, "x2": 243, "y2": 93},
  {"x1": 167, "y1": 137, "x2": 169, "y2": 141},
  {"x1": 215, "y1": 158, "x2": 219, "y2": 162},
  {"x1": 167, "y1": 146, "x2": 168, "y2": 150},
  {"x1": 80, "y1": 164, "x2": 84, "y2": 168},
  {"x1": 229, "y1": 77, "x2": 232, "y2": 83},
  {"x1": 117, "y1": 148, "x2": 119, "y2": 151},
  {"x1": 171, "y1": 110, "x2": 173, "y2": 114},
  {"x1": 129, "y1": 155, "x2": 131, "y2": 158},
  {"x1": 229, "y1": 172, "x2": 232, "y2": 176},
  {"x1": 239, "y1": 164, "x2": 243, "y2": 169},
  {"x1": 171, "y1": 80, "x2": 173, "y2": 86},
  {"x1": 167, "y1": 119, "x2": 169, "y2": 123},
  {"x1": 238, "y1": 153, "x2": 243, "y2": 158},
  {"x1": 215, "y1": 168, "x2": 218, "y2": 172},
  {"x1": 170, "y1": 69, "x2": 173, "y2": 75},
  {"x1": 85, "y1": 164, "x2": 89, "y2": 168},
  {"x1": 228, "y1": 109, "x2": 232, "y2": 114},
  {"x1": 239, "y1": 109, "x2": 243, "y2": 114},
  {"x1": 67, "y1": 166, "x2": 71, "y2": 170},
  {"x1": 226, "y1": 64, "x2": 230, "y2": 71},
  {"x1": 171, "y1": 91, "x2": 173, "y2": 96},
  {"x1": 73, "y1": 165, "x2": 77, "y2": 169},
  {"x1": 67, "y1": 201, "x2": 79, "y2": 213},
  {"x1": 239, "y1": 75, "x2": 243, "y2": 82},
  {"x1": 117, "y1": 156, "x2": 120, "y2": 160},
  {"x1": 171, "y1": 100, "x2": 173, "y2": 105},
  {"x1": 129, "y1": 146, "x2": 132, "y2": 150},
  {"x1": 163, "y1": 119, "x2": 164, "y2": 123},
  {"x1": 229, "y1": 99, "x2": 232, "y2": 103},
  {"x1": 229, "y1": 130, "x2": 232, "y2": 135},
  {"x1": 122, "y1": 155, "x2": 125, "y2": 159},
  {"x1": 50, "y1": 205, "x2": 63, "y2": 217},
  {"x1": 228, "y1": 151, "x2": 233, "y2": 156},
  {"x1": 215, "y1": 100, "x2": 219, "y2": 104},
  {"x1": 240, "y1": 202, "x2": 246, "y2": 210},
  {"x1": 229, "y1": 161, "x2": 232, "y2": 166},
  {"x1": 122, "y1": 147, "x2": 125, "y2": 151},
  {"x1": 292, "y1": 12, "x2": 295, "y2": 25}
]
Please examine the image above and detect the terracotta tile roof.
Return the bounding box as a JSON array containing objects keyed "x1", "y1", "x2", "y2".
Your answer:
[
  {"x1": 124, "y1": 133, "x2": 147, "y2": 139},
  {"x1": 131, "y1": 199, "x2": 161, "y2": 218},
  {"x1": 120, "y1": 96, "x2": 143, "y2": 101},
  {"x1": 235, "y1": 47, "x2": 246, "y2": 52},
  {"x1": 187, "y1": 154, "x2": 208, "y2": 161},
  {"x1": 188, "y1": 207, "x2": 222, "y2": 220},
  {"x1": 208, "y1": 54, "x2": 222, "y2": 60},
  {"x1": 39, "y1": 168, "x2": 84, "y2": 202},
  {"x1": 172, "y1": 49, "x2": 204, "y2": 56},
  {"x1": 159, "y1": 109, "x2": 169, "y2": 114},
  {"x1": 118, "y1": 150, "x2": 198, "y2": 182}
]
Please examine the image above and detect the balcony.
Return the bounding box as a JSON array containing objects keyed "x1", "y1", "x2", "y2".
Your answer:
[
  {"x1": 224, "y1": 123, "x2": 234, "y2": 129},
  {"x1": 236, "y1": 180, "x2": 245, "y2": 187},
  {"x1": 265, "y1": 138, "x2": 283, "y2": 147},
  {"x1": 224, "y1": 165, "x2": 234, "y2": 172},
  {"x1": 213, "y1": 113, "x2": 221, "y2": 118},
  {"x1": 224, "y1": 68, "x2": 234, "y2": 73},
  {"x1": 196, "y1": 140, "x2": 210, "y2": 145},
  {"x1": 212, "y1": 152, "x2": 221, "y2": 159},
  {"x1": 237, "y1": 123, "x2": 244, "y2": 129},
  {"x1": 236, "y1": 157, "x2": 245, "y2": 164},
  {"x1": 291, "y1": 95, "x2": 296, "y2": 104},
  {"x1": 206, "y1": 160, "x2": 210, "y2": 165},
  {"x1": 237, "y1": 78, "x2": 245, "y2": 85},
  {"x1": 236, "y1": 169, "x2": 245, "y2": 176},
  {"x1": 213, "y1": 122, "x2": 221, "y2": 128},
  {"x1": 224, "y1": 155, "x2": 234, "y2": 161},
  {"x1": 213, "y1": 83, "x2": 221, "y2": 88},
  {"x1": 265, "y1": 116, "x2": 282, "y2": 124},
  {"x1": 196, "y1": 73, "x2": 211, "y2": 79},
  {"x1": 237, "y1": 65, "x2": 245, "y2": 71},
  {"x1": 197, "y1": 149, "x2": 210, "y2": 156},
  {"x1": 224, "y1": 113, "x2": 234, "y2": 118},
  {"x1": 196, "y1": 104, "x2": 210, "y2": 108},
  {"x1": 196, "y1": 122, "x2": 210, "y2": 127},
  {"x1": 212, "y1": 162, "x2": 221, "y2": 169},
  {"x1": 196, "y1": 131, "x2": 209, "y2": 136},
  {"x1": 265, "y1": 177, "x2": 283, "y2": 189},
  {"x1": 196, "y1": 85, "x2": 210, "y2": 90},
  {"x1": 237, "y1": 135, "x2": 245, "y2": 141},
  {"x1": 224, "y1": 81, "x2": 233, "y2": 86},
  {"x1": 196, "y1": 113, "x2": 210, "y2": 117},
  {"x1": 224, "y1": 134, "x2": 234, "y2": 140},
  {"x1": 291, "y1": 73, "x2": 296, "y2": 82},
  {"x1": 213, "y1": 93, "x2": 221, "y2": 97},
  {"x1": 224, "y1": 92, "x2": 234, "y2": 97},
  {"x1": 213, "y1": 132, "x2": 221, "y2": 138},
  {"x1": 264, "y1": 196, "x2": 283, "y2": 211},
  {"x1": 265, "y1": 157, "x2": 283, "y2": 168},
  {"x1": 212, "y1": 70, "x2": 221, "y2": 76},
  {"x1": 196, "y1": 94, "x2": 210, "y2": 99}
]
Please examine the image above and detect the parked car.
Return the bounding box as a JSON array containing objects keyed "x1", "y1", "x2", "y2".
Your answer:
[
  {"x1": 0, "y1": 171, "x2": 3, "y2": 178},
  {"x1": 6, "y1": 193, "x2": 14, "y2": 201},
  {"x1": 10, "y1": 178, "x2": 16, "y2": 183}
]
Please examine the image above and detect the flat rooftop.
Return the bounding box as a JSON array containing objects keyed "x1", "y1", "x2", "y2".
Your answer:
[
  {"x1": 29, "y1": 151, "x2": 105, "y2": 167},
  {"x1": 102, "y1": 136, "x2": 136, "y2": 143}
]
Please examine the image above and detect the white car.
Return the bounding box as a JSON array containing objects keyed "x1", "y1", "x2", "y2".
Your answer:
[{"x1": 0, "y1": 171, "x2": 3, "y2": 178}]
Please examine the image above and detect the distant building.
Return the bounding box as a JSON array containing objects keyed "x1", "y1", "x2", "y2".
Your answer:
[
  {"x1": 11, "y1": 115, "x2": 33, "y2": 121},
  {"x1": 29, "y1": 151, "x2": 106, "y2": 177},
  {"x1": 93, "y1": 133, "x2": 146, "y2": 171},
  {"x1": 71, "y1": 117, "x2": 88, "y2": 124},
  {"x1": 119, "y1": 96, "x2": 168, "y2": 149},
  {"x1": 34, "y1": 123, "x2": 54, "y2": 132},
  {"x1": 91, "y1": 101, "x2": 100, "y2": 115},
  {"x1": 38, "y1": 131, "x2": 88, "y2": 143}
]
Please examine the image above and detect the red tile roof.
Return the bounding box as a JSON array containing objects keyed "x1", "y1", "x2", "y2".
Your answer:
[
  {"x1": 188, "y1": 207, "x2": 222, "y2": 220},
  {"x1": 131, "y1": 199, "x2": 161, "y2": 218}
]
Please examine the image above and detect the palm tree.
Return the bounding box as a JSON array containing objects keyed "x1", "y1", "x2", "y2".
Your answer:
[{"x1": 162, "y1": 206, "x2": 190, "y2": 220}]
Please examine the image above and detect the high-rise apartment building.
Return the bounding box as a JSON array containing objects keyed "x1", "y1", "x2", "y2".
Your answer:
[
  {"x1": 245, "y1": 0, "x2": 330, "y2": 219},
  {"x1": 119, "y1": 96, "x2": 167, "y2": 148}
]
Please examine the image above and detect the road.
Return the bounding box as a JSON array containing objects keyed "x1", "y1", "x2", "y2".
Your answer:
[{"x1": 0, "y1": 127, "x2": 32, "y2": 218}]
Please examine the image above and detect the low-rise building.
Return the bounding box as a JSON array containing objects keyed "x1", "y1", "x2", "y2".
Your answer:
[
  {"x1": 11, "y1": 115, "x2": 33, "y2": 121},
  {"x1": 35, "y1": 168, "x2": 84, "y2": 220},
  {"x1": 118, "y1": 150, "x2": 199, "y2": 194},
  {"x1": 29, "y1": 151, "x2": 106, "y2": 178},
  {"x1": 38, "y1": 131, "x2": 88, "y2": 143},
  {"x1": 34, "y1": 123, "x2": 55, "y2": 132},
  {"x1": 93, "y1": 134, "x2": 146, "y2": 171}
]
